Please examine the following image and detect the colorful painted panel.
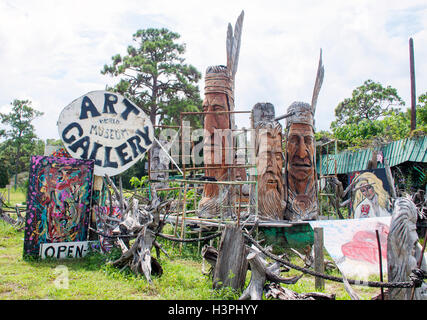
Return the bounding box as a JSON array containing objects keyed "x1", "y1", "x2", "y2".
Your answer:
[
  {"x1": 348, "y1": 168, "x2": 392, "y2": 219},
  {"x1": 23, "y1": 156, "x2": 94, "y2": 258},
  {"x1": 309, "y1": 216, "x2": 391, "y2": 280},
  {"x1": 95, "y1": 206, "x2": 122, "y2": 253}
]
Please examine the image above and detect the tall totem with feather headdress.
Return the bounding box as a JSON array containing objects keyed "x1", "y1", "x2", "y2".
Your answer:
[
  {"x1": 283, "y1": 50, "x2": 324, "y2": 221},
  {"x1": 197, "y1": 11, "x2": 245, "y2": 219}
]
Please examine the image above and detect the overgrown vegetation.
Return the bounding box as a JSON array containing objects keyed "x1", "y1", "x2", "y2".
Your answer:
[
  {"x1": 318, "y1": 83, "x2": 427, "y2": 151},
  {"x1": 1, "y1": 212, "x2": 383, "y2": 300}
]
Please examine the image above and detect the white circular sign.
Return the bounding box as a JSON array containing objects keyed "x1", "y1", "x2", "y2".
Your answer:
[{"x1": 57, "y1": 91, "x2": 154, "y2": 177}]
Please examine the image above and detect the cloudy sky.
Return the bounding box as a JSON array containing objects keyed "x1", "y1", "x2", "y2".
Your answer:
[{"x1": 0, "y1": 0, "x2": 426, "y2": 141}]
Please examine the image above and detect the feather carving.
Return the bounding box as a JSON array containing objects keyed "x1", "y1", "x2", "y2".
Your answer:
[
  {"x1": 311, "y1": 48, "x2": 324, "y2": 115},
  {"x1": 226, "y1": 24, "x2": 233, "y2": 71},
  {"x1": 226, "y1": 10, "x2": 244, "y2": 79}
]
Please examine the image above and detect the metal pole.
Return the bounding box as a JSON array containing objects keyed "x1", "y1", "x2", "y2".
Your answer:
[{"x1": 409, "y1": 38, "x2": 416, "y2": 132}]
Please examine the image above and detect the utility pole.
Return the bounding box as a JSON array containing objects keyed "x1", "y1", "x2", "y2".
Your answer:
[{"x1": 409, "y1": 38, "x2": 416, "y2": 132}]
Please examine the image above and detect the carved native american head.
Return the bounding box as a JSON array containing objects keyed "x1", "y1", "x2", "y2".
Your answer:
[
  {"x1": 284, "y1": 50, "x2": 324, "y2": 221},
  {"x1": 198, "y1": 11, "x2": 244, "y2": 218},
  {"x1": 252, "y1": 102, "x2": 286, "y2": 220}
]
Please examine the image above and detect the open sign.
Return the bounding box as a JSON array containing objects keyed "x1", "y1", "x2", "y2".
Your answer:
[
  {"x1": 39, "y1": 241, "x2": 99, "y2": 259},
  {"x1": 57, "y1": 91, "x2": 154, "y2": 176}
]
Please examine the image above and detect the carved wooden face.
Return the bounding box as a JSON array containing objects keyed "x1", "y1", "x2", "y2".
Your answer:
[
  {"x1": 201, "y1": 92, "x2": 231, "y2": 200},
  {"x1": 257, "y1": 127, "x2": 285, "y2": 219},
  {"x1": 257, "y1": 129, "x2": 283, "y2": 190},
  {"x1": 203, "y1": 93, "x2": 230, "y2": 134},
  {"x1": 286, "y1": 123, "x2": 315, "y2": 182},
  {"x1": 202, "y1": 92, "x2": 230, "y2": 172}
]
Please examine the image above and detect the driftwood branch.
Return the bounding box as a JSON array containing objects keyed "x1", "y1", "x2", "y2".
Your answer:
[
  {"x1": 202, "y1": 245, "x2": 218, "y2": 276},
  {"x1": 100, "y1": 174, "x2": 174, "y2": 283},
  {"x1": 240, "y1": 246, "x2": 303, "y2": 300},
  {"x1": 265, "y1": 283, "x2": 335, "y2": 300}
]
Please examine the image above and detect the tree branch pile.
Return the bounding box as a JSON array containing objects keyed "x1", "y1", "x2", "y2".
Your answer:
[
  {"x1": 0, "y1": 195, "x2": 25, "y2": 230},
  {"x1": 99, "y1": 175, "x2": 172, "y2": 283}
]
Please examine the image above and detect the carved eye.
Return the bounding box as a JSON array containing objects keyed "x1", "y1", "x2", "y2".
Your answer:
[
  {"x1": 304, "y1": 136, "x2": 313, "y2": 145},
  {"x1": 289, "y1": 135, "x2": 299, "y2": 144}
]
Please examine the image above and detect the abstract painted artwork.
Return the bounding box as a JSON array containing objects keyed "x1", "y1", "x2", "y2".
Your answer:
[{"x1": 23, "y1": 156, "x2": 94, "y2": 258}]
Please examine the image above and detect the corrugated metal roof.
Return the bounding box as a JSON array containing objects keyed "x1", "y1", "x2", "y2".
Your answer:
[{"x1": 317, "y1": 136, "x2": 427, "y2": 175}]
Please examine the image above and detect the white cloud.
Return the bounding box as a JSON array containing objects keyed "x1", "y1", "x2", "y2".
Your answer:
[{"x1": 0, "y1": 0, "x2": 426, "y2": 140}]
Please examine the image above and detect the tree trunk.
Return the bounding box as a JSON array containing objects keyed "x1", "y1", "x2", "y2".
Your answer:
[{"x1": 213, "y1": 225, "x2": 248, "y2": 290}]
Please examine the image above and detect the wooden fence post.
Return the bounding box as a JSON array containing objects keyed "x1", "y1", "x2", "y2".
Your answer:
[{"x1": 314, "y1": 227, "x2": 325, "y2": 291}]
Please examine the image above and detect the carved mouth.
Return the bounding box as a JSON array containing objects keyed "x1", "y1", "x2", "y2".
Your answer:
[
  {"x1": 291, "y1": 157, "x2": 312, "y2": 168},
  {"x1": 267, "y1": 179, "x2": 277, "y2": 185},
  {"x1": 292, "y1": 162, "x2": 312, "y2": 168}
]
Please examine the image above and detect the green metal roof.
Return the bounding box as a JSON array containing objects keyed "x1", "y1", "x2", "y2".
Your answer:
[{"x1": 317, "y1": 136, "x2": 427, "y2": 175}]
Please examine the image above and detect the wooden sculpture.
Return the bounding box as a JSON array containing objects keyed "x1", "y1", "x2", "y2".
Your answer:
[
  {"x1": 252, "y1": 102, "x2": 286, "y2": 220},
  {"x1": 198, "y1": 11, "x2": 244, "y2": 218},
  {"x1": 149, "y1": 138, "x2": 171, "y2": 189},
  {"x1": 283, "y1": 50, "x2": 324, "y2": 221},
  {"x1": 387, "y1": 197, "x2": 427, "y2": 300}
]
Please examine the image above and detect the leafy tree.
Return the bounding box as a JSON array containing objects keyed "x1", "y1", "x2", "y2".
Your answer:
[
  {"x1": 331, "y1": 79, "x2": 405, "y2": 128},
  {"x1": 101, "y1": 28, "x2": 202, "y2": 128},
  {"x1": 0, "y1": 158, "x2": 9, "y2": 187},
  {"x1": 330, "y1": 95, "x2": 426, "y2": 150},
  {"x1": 0, "y1": 99, "x2": 44, "y2": 181},
  {"x1": 45, "y1": 138, "x2": 64, "y2": 147},
  {"x1": 412, "y1": 91, "x2": 427, "y2": 135}
]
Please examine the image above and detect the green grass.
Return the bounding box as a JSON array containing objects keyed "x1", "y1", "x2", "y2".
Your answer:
[
  {"x1": 0, "y1": 221, "x2": 219, "y2": 300},
  {"x1": 0, "y1": 187, "x2": 27, "y2": 207},
  {"x1": 0, "y1": 219, "x2": 385, "y2": 300},
  {"x1": 0, "y1": 188, "x2": 387, "y2": 300}
]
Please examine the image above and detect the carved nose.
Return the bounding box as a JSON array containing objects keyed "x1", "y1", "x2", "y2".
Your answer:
[{"x1": 297, "y1": 141, "x2": 308, "y2": 158}]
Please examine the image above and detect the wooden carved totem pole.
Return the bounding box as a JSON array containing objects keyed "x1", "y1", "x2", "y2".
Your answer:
[
  {"x1": 283, "y1": 50, "x2": 324, "y2": 221},
  {"x1": 197, "y1": 11, "x2": 244, "y2": 218},
  {"x1": 252, "y1": 102, "x2": 286, "y2": 220}
]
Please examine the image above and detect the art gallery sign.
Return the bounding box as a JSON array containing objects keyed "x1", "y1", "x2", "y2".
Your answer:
[{"x1": 58, "y1": 91, "x2": 154, "y2": 176}]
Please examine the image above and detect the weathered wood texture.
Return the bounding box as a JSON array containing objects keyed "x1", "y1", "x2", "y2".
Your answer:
[
  {"x1": 239, "y1": 246, "x2": 302, "y2": 300},
  {"x1": 314, "y1": 227, "x2": 325, "y2": 290},
  {"x1": 265, "y1": 283, "x2": 335, "y2": 300},
  {"x1": 202, "y1": 245, "x2": 218, "y2": 276},
  {"x1": 213, "y1": 225, "x2": 248, "y2": 290}
]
